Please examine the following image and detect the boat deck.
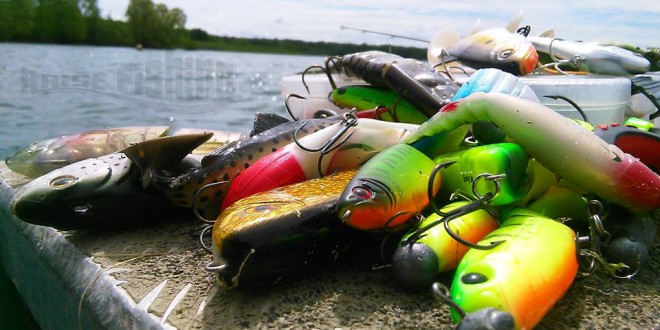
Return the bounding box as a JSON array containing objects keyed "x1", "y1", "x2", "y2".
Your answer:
[{"x1": 0, "y1": 161, "x2": 658, "y2": 329}]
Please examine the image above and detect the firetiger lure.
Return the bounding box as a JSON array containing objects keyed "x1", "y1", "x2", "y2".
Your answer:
[{"x1": 449, "y1": 208, "x2": 578, "y2": 329}]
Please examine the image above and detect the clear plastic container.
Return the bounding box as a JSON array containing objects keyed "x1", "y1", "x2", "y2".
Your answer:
[{"x1": 520, "y1": 75, "x2": 631, "y2": 125}]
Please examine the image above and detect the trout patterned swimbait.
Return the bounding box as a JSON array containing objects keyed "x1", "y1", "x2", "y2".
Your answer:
[
  {"x1": 161, "y1": 114, "x2": 341, "y2": 219},
  {"x1": 221, "y1": 118, "x2": 419, "y2": 210}
]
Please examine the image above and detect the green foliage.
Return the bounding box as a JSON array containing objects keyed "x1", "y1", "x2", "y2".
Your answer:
[
  {"x1": 33, "y1": 0, "x2": 86, "y2": 44},
  {"x1": 0, "y1": 0, "x2": 425, "y2": 58},
  {"x1": 0, "y1": 0, "x2": 35, "y2": 41},
  {"x1": 126, "y1": 0, "x2": 188, "y2": 48}
]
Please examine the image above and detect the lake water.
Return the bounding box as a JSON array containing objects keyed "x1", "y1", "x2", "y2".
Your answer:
[{"x1": 0, "y1": 43, "x2": 324, "y2": 158}]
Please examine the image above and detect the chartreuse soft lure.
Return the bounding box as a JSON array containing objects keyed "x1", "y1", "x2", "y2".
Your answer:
[
  {"x1": 338, "y1": 144, "x2": 441, "y2": 231},
  {"x1": 449, "y1": 208, "x2": 578, "y2": 329},
  {"x1": 404, "y1": 92, "x2": 660, "y2": 212},
  {"x1": 434, "y1": 143, "x2": 531, "y2": 207},
  {"x1": 330, "y1": 86, "x2": 429, "y2": 124},
  {"x1": 392, "y1": 201, "x2": 499, "y2": 288}
]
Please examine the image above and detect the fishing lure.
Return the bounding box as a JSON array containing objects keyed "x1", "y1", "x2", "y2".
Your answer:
[
  {"x1": 403, "y1": 92, "x2": 660, "y2": 212},
  {"x1": 160, "y1": 114, "x2": 342, "y2": 220},
  {"x1": 392, "y1": 201, "x2": 499, "y2": 288},
  {"x1": 330, "y1": 86, "x2": 429, "y2": 124},
  {"x1": 10, "y1": 133, "x2": 212, "y2": 230},
  {"x1": 6, "y1": 126, "x2": 170, "y2": 178},
  {"x1": 449, "y1": 208, "x2": 578, "y2": 329},
  {"x1": 529, "y1": 32, "x2": 651, "y2": 75},
  {"x1": 207, "y1": 170, "x2": 357, "y2": 288},
  {"x1": 335, "y1": 51, "x2": 459, "y2": 117},
  {"x1": 592, "y1": 122, "x2": 660, "y2": 173},
  {"x1": 526, "y1": 186, "x2": 589, "y2": 224},
  {"x1": 337, "y1": 144, "x2": 441, "y2": 231},
  {"x1": 433, "y1": 143, "x2": 531, "y2": 207},
  {"x1": 221, "y1": 117, "x2": 419, "y2": 210},
  {"x1": 428, "y1": 27, "x2": 538, "y2": 76}
]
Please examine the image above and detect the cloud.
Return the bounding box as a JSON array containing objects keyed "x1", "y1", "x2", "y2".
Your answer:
[{"x1": 98, "y1": 0, "x2": 659, "y2": 48}]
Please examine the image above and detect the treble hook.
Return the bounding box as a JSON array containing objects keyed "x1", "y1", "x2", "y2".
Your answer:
[
  {"x1": 294, "y1": 110, "x2": 358, "y2": 176},
  {"x1": 302, "y1": 65, "x2": 337, "y2": 93},
  {"x1": 544, "y1": 95, "x2": 590, "y2": 123},
  {"x1": 192, "y1": 180, "x2": 228, "y2": 224},
  {"x1": 284, "y1": 93, "x2": 306, "y2": 121},
  {"x1": 576, "y1": 199, "x2": 612, "y2": 273},
  {"x1": 408, "y1": 167, "x2": 504, "y2": 249},
  {"x1": 531, "y1": 38, "x2": 587, "y2": 75}
]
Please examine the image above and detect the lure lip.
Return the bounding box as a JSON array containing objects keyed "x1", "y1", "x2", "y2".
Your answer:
[{"x1": 520, "y1": 45, "x2": 539, "y2": 75}]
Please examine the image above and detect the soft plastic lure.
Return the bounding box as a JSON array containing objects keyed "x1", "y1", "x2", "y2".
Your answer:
[
  {"x1": 162, "y1": 114, "x2": 341, "y2": 219},
  {"x1": 529, "y1": 34, "x2": 650, "y2": 75},
  {"x1": 592, "y1": 123, "x2": 660, "y2": 173},
  {"x1": 449, "y1": 208, "x2": 578, "y2": 329},
  {"x1": 221, "y1": 118, "x2": 419, "y2": 210},
  {"x1": 433, "y1": 143, "x2": 531, "y2": 207},
  {"x1": 330, "y1": 86, "x2": 429, "y2": 124},
  {"x1": 207, "y1": 170, "x2": 357, "y2": 287},
  {"x1": 392, "y1": 201, "x2": 499, "y2": 288},
  {"x1": 6, "y1": 126, "x2": 170, "y2": 178},
  {"x1": 10, "y1": 133, "x2": 212, "y2": 230},
  {"x1": 337, "y1": 144, "x2": 441, "y2": 231},
  {"x1": 404, "y1": 92, "x2": 660, "y2": 212}
]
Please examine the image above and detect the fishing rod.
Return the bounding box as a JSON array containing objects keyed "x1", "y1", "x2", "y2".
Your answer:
[{"x1": 340, "y1": 26, "x2": 430, "y2": 44}]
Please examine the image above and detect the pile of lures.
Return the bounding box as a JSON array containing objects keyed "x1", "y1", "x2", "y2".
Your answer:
[{"x1": 6, "y1": 16, "x2": 660, "y2": 330}]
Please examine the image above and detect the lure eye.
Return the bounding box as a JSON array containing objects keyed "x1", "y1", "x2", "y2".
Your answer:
[
  {"x1": 49, "y1": 175, "x2": 78, "y2": 189},
  {"x1": 352, "y1": 187, "x2": 372, "y2": 199},
  {"x1": 500, "y1": 49, "x2": 514, "y2": 58},
  {"x1": 461, "y1": 272, "x2": 489, "y2": 284}
]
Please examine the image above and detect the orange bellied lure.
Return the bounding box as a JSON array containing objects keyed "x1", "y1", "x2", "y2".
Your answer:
[{"x1": 449, "y1": 208, "x2": 578, "y2": 329}]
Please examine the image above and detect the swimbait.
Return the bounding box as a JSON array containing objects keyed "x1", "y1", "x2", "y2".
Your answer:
[
  {"x1": 221, "y1": 118, "x2": 419, "y2": 210},
  {"x1": 404, "y1": 92, "x2": 660, "y2": 212},
  {"x1": 207, "y1": 170, "x2": 357, "y2": 288},
  {"x1": 529, "y1": 34, "x2": 651, "y2": 75},
  {"x1": 449, "y1": 208, "x2": 578, "y2": 329},
  {"x1": 160, "y1": 113, "x2": 341, "y2": 220},
  {"x1": 392, "y1": 201, "x2": 499, "y2": 289},
  {"x1": 592, "y1": 123, "x2": 660, "y2": 173},
  {"x1": 428, "y1": 28, "x2": 538, "y2": 76},
  {"x1": 10, "y1": 133, "x2": 212, "y2": 230},
  {"x1": 337, "y1": 51, "x2": 459, "y2": 117},
  {"x1": 6, "y1": 126, "x2": 170, "y2": 178},
  {"x1": 337, "y1": 144, "x2": 441, "y2": 231},
  {"x1": 330, "y1": 86, "x2": 429, "y2": 124}
]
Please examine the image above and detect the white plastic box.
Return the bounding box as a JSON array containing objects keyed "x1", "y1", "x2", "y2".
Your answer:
[{"x1": 520, "y1": 75, "x2": 631, "y2": 125}]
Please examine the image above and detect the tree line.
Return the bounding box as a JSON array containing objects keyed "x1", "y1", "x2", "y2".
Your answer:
[
  {"x1": 0, "y1": 0, "x2": 187, "y2": 47},
  {"x1": 0, "y1": 0, "x2": 426, "y2": 58}
]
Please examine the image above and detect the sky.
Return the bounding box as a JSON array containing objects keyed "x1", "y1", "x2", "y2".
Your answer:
[{"x1": 98, "y1": 0, "x2": 660, "y2": 49}]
